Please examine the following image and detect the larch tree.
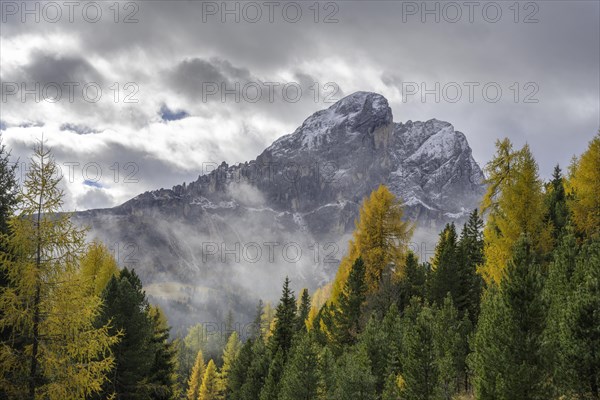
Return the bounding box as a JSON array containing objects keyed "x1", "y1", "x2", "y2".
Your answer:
[
  {"x1": 331, "y1": 185, "x2": 413, "y2": 301},
  {"x1": 567, "y1": 132, "x2": 600, "y2": 239},
  {"x1": 187, "y1": 349, "x2": 206, "y2": 400},
  {"x1": 220, "y1": 331, "x2": 241, "y2": 399},
  {"x1": 199, "y1": 359, "x2": 222, "y2": 400},
  {"x1": 480, "y1": 139, "x2": 551, "y2": 284},
  {"x1": 80, "y1": 241, "x2": 119, "y2": 295},
  {"x1": 0, "y1": 141, "x2": 118, "y2": 399}
]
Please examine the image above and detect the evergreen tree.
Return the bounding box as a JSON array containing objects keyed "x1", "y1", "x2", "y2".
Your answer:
[
  {"x1": 381, "y1": 373, "x2": 404, "y2": 400},
  {"x1": 148, "y1": 305, "x2": 179, "y2": 400},
  {"x1": 187, "y1": 349, "x2": 206, "y2": 400},
  {"x1": 0, "y1": 136, "x2": 17, "y2": 237},
  {"x1": 400, "y1": 300, "x2": 437, "y2": 400},
  {"x1": 227, "y1": 339, "x2": 253, "y2": 400},
  {"x1": 238, "y1": 336, "x2": 269, "y2": 400},
  {"x1": 296, "y1": 288, "x2": 311, "y2": 333},
  {"x1": 456, "y1": 209, "x2": 484, "y2": 323},
  {"x1": 332, "y1": 257, "x2": 367, "y2": 351},
  {"x1": 359, "y1": 315, "x2": 390, "y2": 394},
  {"x1": 427, "y1": 224, "x2": 459, "y2": 306},
  {"x1": 545, "y1": 233, "x2": 600, "y2": 398},
  {"x1": 397, "y1": 251, "x2": 426, "y2": 311},
  {"x1": 258, "y1": 350, "x2": 283, "y2": 400},
  {"x1": 98, "y1": 268, "x2": 155, "y2": 399},
  {"x1": 471, "y1": 236, "x2": 548, "y2": 399},
  {"x1": 0, "y1": 141, "x2": 118, "y2": 399},
  {"x1": 317, "y1": 346, "x2": 336, "y2": 399},
  {"x1": 270, "y1": 277, "x2": 297, "y2": 357},
  {"x1": 332, "y1": 345, "x2": 376, "y2": 400},
  {"x1": 199, "y1": 360, "x2": 222, "y2": 400},
  {"x1": 279, "y1": 333, "x2": 320, "y2": 400},
  {"x1": 544, "y1": 165, "x2": 569, "y2": 240}
]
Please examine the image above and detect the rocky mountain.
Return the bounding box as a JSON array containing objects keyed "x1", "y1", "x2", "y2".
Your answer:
[{"x1": 74, "y1": 91, "x2": 485, "y2": 328}]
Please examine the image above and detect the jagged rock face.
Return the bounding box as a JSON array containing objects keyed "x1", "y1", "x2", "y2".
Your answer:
[{"x1": 74, "y1": 92, "x2": 485, "y2": 328}]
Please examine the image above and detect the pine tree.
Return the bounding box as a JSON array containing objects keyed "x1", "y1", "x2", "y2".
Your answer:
[
  {"x1": 269, "y1": 277, "x2": 297, "y2": 357},
  {"x1": 317, "y1": 346, "x2": 336, "y2": 399},
  {"x1": 359, "y1": 315, "x2": 390, "y2": 394},
  {"x1": 187, "y1": 349, "x2": 206, "y2": 400},
  {"x1": 567, "y1": 132, "x2": 600, "y2": 238},
  {"x1": 0, "y1": 141, "x2": 118, "y2": 399},
  {"x1": 331, "y1": 185, "x2": 413, "y2": 301},
  {"x1": 332, "y1": 345, "x2": 376, "y2": 400},
  {"x1": 279, "y1": 333, "x2": 320, "y2": 400},
  {"x1": 331, "y1": 257, "x2": 367, "y2": 352},
  {"x1": 296, "y1": 288, "x2": 311, "y2": 332},
  {"x1": 381, "y1": 373, "x2": 405, "y2": 400},
  {"x1": 199, "y1": 360, "x2": 222, "y2": 400}
]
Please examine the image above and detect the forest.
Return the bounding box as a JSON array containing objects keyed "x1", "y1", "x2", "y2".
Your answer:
[{"x1": 0, "y1": 132, "x2": 599, "y2": 400}]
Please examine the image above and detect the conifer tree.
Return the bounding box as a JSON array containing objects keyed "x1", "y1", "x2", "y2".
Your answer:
[
  {"x1": 258, "y1": 349, "x2": 283, "y2": 400},
  {"x1": 296, "y1": 288, "x2": 311, "y2": 332},
  {"x1": 427, "y1": 223, "x2": 459, "y2": 306},
  {"x1": 400, "y1": 300, "x2": 437, "y2": 400},
  {"x1": 480, "y1": 140, "x2": 551, "y2": 284},
  {"x1": 98, "y1": 268, "x2": 154, "y2": 399},
  {"x1": 227, "y1": 339, "x2": 253, "y2": 400},
  {"x1": 471, "y1": 236, "x2": 548, "y2": 399},
  {"x1": 187, "y1": 349, "x2": 206, "y2": 400},
  {"x1": 0, "y1": 136, "x2": 17, "y2": 238},
  {"x1": 279, "y1": 333, "x2": 320, "y2": 400},
  {"x1": 148, "y1": 305, "x2": 179, "y2": 399},
  {"x1": 270, "y1": 277, "x2": 297, "y2": 357},
  {"x1": 331, "y1": 185, "x2": 413, "y2": 301},
  {"x1": 199, "y1": 360, "x2": 222, "y2": 400},
  {"x1": 397, "y1": 251, "x2": 426, "y2": 311},
  {"x1": 0, "y1": 141, "x2": 118, "y2": 399},
  {"x1": 80, "y1": 241, "x2": 119, "y2": 295},
  {"x1": 567, "y1": 132, "x2": 600, "y2": 238},
  {"x1": 544, "y1": 165, "x2": 569, "y2": 240},
  {"x1": 238, "y1": 336, "x2": 269, "y2": 400},
  {"x1": 456, "y1": 209, "x2": 484, "y2": 323},
  {"x1": 332, "y1": 345, "x2": 376, "y2": 400},
  {"x1": 332, "y1": 257, "x2": 367, "y2": 351},
  {"x1": 220, "y1": 331, "x2": 241, "y2": 399}
]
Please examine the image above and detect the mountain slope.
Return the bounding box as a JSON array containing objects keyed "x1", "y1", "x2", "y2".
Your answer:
[{"x1": 74, "y1": 91, "x2": 485, "y2": 328}]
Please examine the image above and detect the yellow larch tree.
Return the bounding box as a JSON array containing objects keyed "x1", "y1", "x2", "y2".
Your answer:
[
  {"x1": 0, "y1": 141, "x2": 118, "y2": 399},
  {"x1": 187, "y1": 349, "x2": 206, "y2": 400}
]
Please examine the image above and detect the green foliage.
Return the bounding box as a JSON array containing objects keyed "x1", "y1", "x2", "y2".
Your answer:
[
  {"x1": 269, "y1": 277, "x2": 297, "y2": 358},
  {"x1": 332, "y1": 345, "x2": 376, "y2": 400},
  {"x1": 278, "y1": 333, "x2": 320, "y2": 400},
  {"x1": 296, "y1": 288, "x2": 311, "y2": 333}
]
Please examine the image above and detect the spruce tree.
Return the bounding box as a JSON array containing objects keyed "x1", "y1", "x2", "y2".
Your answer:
[
  {"x1": 432, "y1": 296, "x2": 463, "y2": 400},
  {"x1": 456, "y1": 209, "x2": 484, "y2": 323},
  {"x1": 270, "y1": 277, "x2": 297, "y2": 358},
  {"x1": 227, "y1": 339, "x2": 253, "y2": 400},
  {"x1": 332, "y1": 345, "x2": 376, "y2": 400},
  {"x1": 544, "y1": 165, "x2": 569, "y2": 240},
  {"x1": 296, "y1": 288, "x2": 311, "y2": 333},
  {"x1": 148, "y1": 305, "x2": 179, "y2": 400},
  {"x1": 238, "y1": 335, "x2": 269, "y2": 400},
  {"x1": 471, "y1": 236, "x2": 548, "y2": 399},
  {"x1": 427, "y1": 223, "x2": 459, "y2": 306},
  {"x1": 398, "y1": 251, "x2": 426, "y2": 311},
  {"x1": 258, "y1": 349, "x2": 283, "y2": 400},
  {"x1": 279, "y1": 333, "x2": 320, "y2": 400},
  {"x1": 98, "y1": 268, "x2": 155, "y2": 399},
  {"x1": 332, "y1": 257, "x2": 367, "y2": 351}
]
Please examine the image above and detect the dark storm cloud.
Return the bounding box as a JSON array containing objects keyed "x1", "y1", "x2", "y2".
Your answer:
[{"x1": 1, "y1": 0, "x2": 598, "y2": 211}]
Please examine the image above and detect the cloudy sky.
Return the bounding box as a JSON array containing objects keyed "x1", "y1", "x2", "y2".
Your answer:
[{"x1": 1, "y1": 0, "x2": 598, "y2": 211}]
